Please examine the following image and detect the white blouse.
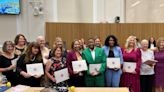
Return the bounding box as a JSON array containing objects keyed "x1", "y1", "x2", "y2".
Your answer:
[{"x1": 140, "y1": 49, "x2": 155, "y2": 75}]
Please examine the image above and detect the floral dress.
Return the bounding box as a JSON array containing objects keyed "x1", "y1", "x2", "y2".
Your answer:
[{"x1": 49, "y1": 57, "x2": 68, "y2": 91}]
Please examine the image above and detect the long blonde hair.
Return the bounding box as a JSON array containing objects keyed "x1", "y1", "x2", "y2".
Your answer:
[
  {"x1": 125, "y1": 36, "x2": 137, "y2": 50},
  {"x1": 156, "y1": 37, "x2": 164, "y2": 51}
]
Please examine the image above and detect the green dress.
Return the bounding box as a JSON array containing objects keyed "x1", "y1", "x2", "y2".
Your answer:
[{"x1": 82, "y1": 47, "x2": 106, "y2": 87}]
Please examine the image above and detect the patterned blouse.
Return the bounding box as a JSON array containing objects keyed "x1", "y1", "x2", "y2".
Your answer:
[{"x1": 49, "y1": 57, "x2": 68, "y2": 91}]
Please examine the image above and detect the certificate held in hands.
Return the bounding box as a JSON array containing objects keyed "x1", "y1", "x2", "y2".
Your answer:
[
  {"x1": 107, "y1": 58, "x2": 121, "y2": 69},
  {"x1": 89, "y1": 64, "x2": 102, "y2": 75},
  {"x1": 144, "y1": 60, "x2": 158, "y2": 66},
  {"x1": 26, "y1": 63, "x2": 44, "y2": 76},
  {"x1": 54, "y1": 68, "x2": 70, "y2": 83},
  {"x1": 11, "y1": 57, "x2": 19, "y2": 72},
  {"x1": 11, "y1": 57, "x2": 19, "y2": 65},
  {"x1": 72, "y1": 60, "x2": 88, "y2": 72},
  {"x1": 123, "y1": 62, "x2": 136, "y2": 73}
]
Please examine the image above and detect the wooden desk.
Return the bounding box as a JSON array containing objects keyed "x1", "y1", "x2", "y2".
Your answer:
[
  {"x1": 6, "y1": 87, "x2": 129, "y2": 92},
  {"x1": 5, "y1": 87, "x2": 44, "y2": 92},
  {"x1": 69, "y1": 87, "x2": 129, "y2": 92}
]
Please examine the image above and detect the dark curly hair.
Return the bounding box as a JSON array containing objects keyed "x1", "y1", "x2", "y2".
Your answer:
[{"x1": 104, "y1": 35, "x2": 119, "y2": 46}]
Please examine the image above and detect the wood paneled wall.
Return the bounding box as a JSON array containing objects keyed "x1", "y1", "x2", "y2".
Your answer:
[{"x1": 46, "y1": 23, "x2": 164, "y2": 49}]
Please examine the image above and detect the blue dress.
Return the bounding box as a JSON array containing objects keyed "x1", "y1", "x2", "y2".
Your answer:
[{"x1": 102, "y1": 46, "x2": 123, "y2": 87}]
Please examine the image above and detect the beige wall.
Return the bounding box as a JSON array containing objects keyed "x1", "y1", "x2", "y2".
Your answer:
[
  {"x1": 1, "y1": 0, "x2": 164, "y2": 50},
  {"x1": 0, "y1": 0, "x2": 45, "y2": 47},
  {"x1": 56, "y1": 0, "x2": 125, "y2": 23},
  {"x1": 44, "y1": 0, "x2": 58, "y2": 22},
  {"x1": 17, "y1": 0, "x2": 45, "y2": 42},
  {"x1": 0, "y1": 15, "x2": 17, "y2": 46},
  {"x1": 126, "y1": 0, "x2": 164, "y2": 23},
  {"x1": 93, "y1": 0, "x2": 125, "y2": 23},
  {"x1": 57, "y1": 0, "x2": 93, "y2": 23}
]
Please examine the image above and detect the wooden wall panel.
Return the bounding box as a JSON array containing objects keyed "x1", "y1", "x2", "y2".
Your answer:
[{"x1": 46, "y1": 23, "x2": 164, "y2": 49}]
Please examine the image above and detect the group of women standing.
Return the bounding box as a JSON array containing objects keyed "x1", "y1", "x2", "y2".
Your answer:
[{"x1": 0, "y1": 34, "x2": 164, "y2": 92}]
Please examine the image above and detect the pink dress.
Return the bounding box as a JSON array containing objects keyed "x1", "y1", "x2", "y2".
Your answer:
[{"x1": 120, "y1": 48, "x2": 141, "y2": 92}]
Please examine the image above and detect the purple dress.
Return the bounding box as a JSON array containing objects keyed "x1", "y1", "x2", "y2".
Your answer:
[
  {"x1": 155, "y1": 50, "x2": 164, "y2": 87},
  {"x1": 120, "y1": 48, "x2": 141, "y2": 92}
]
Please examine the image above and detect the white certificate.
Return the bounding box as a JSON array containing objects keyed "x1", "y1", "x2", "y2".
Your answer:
[
  {"x1": 89, "y1": 64, "x2": 102, "y2": 75},
  {"x1": 72, "y1": 60, "x2": 88, "y2": 72},
  {"x1": 54, "y1": 68, "x2": 70, "y2": 83},
  {"x1": 11, "y1": 57, "x2": 19, "y2": 65},
  {"x1": 26, "y1": 63, "x2": 44, "y2": 76},
  {"x1": 11, "y1": 57, "x2": 19, "y2": 72},
  {"x1": 123, "y1": 62, "x2": 136, "y2": 73},
  {"x1": 107, "y1": 58, "x2": 121, "y2": 69},
  {"x1": 9, "y1": 85, "x2": 30, "y2": 92}
]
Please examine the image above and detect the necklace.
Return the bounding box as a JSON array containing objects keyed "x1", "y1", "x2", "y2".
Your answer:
[{"x1": 31, "y1": 56, "x2": 36, "y2": 61}]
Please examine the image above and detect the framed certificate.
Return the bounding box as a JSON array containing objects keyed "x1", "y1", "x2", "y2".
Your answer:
[
  {"x1": 107, "y1": 58, "x2": 121, "y2": 69},
  {"x1": 72, "y1": 60, "x2": 88, "y2": 72},
  {"x1": 26, "y1": 63, "x2": 44, "y2": 76},
  {"x1": 54, "y1": 68, "x2": 70, "y2": 83},
  {"x1": 89, "y1": 64, "x2": 102, "y2": 75},
  {"x1": 123, "y1": 62, "x2": 136, "y2": 73}
]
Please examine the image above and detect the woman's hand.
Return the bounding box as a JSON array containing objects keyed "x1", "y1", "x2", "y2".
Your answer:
[
  {"x1": 122, "y1": 68, "x2": 126, "y2": 73},
  {"x1": 131, "y1": 71, "x2": 137, "y2": 74},
  {"x1": 33, "y1": 74, "x2": 42, "y2": 78},
  {"x1": 73, "y1": 71, "x2": 79, "y2": 74},
  {"x1": 51, "y1": 78, "x2": 56, "y2": 83},
  {"x1": 113, "y1": 68, "x2": 119, "y2": 71},
  {"x1": 20, "y1": 71, "x2": 31, "y2": 78},
  {"x1": 7, "y1": 65, "x2": 16, "y2": 71}
]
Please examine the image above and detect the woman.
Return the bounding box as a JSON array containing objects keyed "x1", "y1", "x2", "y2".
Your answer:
[
  {"x1": 102, "y1": 35, "x2": 123, "y2": 87},
  {"x1": 154, "y1": 37, "x2": 164, "y2": 92},
  {"x1": 148, "y1": 37, "x2": 157, "y2": 51},
  {"x1": 14, "y1": 34, "x2": 27, "y2": 56},
  {"x1": 120, "y1": 36, "x2": 141, "y2": 92},
  {"x1": 49, "y1": 37, "x2": 67, "y2": 58},
  {"x1": 136, "y1": 38, "x2": 141, "y2": 48},
  {"x1": 94, "y1": 36, "x2": 102, "y2": 48},
  {"x1": 66, "y1": 40, "x2": 85, "y2": 87},
  {"x1": 36, "y1": 36, "x2": 50, "y2": 65},
  {"x1": 36, "y1": 36, "x2": 50, "y2": 87},
  {"x1": 140, "y1": 39, "x2": 155, "y2": 92},
  {"x1": 81, "y1": 38, "x2": 87, "y2": 49},
  {"x1": 78, "y1": 39, "x2": 85, "y2": 54},
  {"x1": 16, "y1": 42, "x2": 44, "y2": 87},
  {"x1": 0, "y1": 41, "x2": 18, "y2": 86},
  {"x1": 45, "y1": 46, "x2": 67, "y2": 90}
]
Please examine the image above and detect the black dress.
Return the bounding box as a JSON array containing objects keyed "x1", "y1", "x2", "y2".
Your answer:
[
  {"x1": 16, "y1": 54, "x2": 44, "y2": 87},
  {"x1": 0, "y1": 54, "x2": 18, "y2": 86},
  {"x1": 15, "y1": 47, "x2": 26, "y2": 55}
]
